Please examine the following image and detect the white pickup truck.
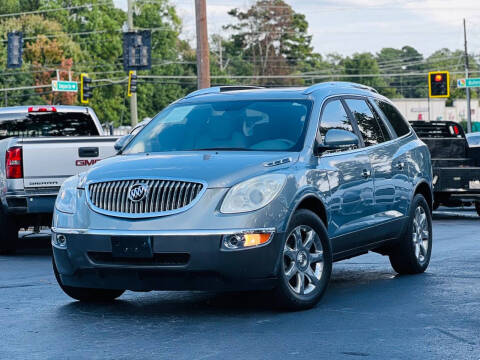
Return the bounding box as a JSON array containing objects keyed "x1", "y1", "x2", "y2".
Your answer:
[{"x1": 0, "y1": 105, "x2": 118, "y2": 253}]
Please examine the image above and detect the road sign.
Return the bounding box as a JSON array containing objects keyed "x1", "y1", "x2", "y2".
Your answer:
[
  {"x1": 457, "y1": 78, "x2": 480, "y2": 88},
  {"x1": 52, "y1": 80, "x2": 78, "y2": 92}
]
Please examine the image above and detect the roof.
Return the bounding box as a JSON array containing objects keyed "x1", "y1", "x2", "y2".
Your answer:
[
  {"x1": 180, "y1": 82, "x2": 385, "y2": 103},
  {"x1": 0, "y1": 105, "x2": 91, "y2": 114}
]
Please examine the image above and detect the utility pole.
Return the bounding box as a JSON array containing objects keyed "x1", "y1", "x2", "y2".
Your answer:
[
  {"x1": 127, "y1": 0, "x2": 138, "y2": 126},
  {"x1": 463, "y1": 18, "x2": 472, "y2": 133},
  {"x1": 195, "y1": 0, "x2": 210, "y2": 89}
]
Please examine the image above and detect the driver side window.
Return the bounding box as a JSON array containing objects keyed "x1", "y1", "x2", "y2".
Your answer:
[{"x1": 319, "y1": 99, "x2": 356, "y2": 145}]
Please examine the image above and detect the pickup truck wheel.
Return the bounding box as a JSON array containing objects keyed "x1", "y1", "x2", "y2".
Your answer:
[
  {"x1": 53, "y1": 258, "x2": 125, "y2": 302},
  {"x1": 274, "y1": 209, "x2": 332, "y2": 310},
  {"x1": 0, "y1": 212, "x2": 18, "y2": 254},
  {"x1": 389, "y1": 194, "x2": 432, "y2": 274},
  {"x1": 475, "y1": 202, "x2": 480, "y2": 217}
]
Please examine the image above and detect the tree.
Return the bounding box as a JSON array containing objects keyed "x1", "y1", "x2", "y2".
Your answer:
[
  {"x1": 225, "y1": 0, "x2": 316, "y2": 85},
  {"x1": 376, "y1": 46, "x2": 425, "y2": 98},
  {"x1": 343, "y1": 53, "x2": 396, "y2": 97}
]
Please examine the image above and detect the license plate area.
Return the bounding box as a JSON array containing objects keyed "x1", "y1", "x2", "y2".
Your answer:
[
  {"x1": 111, "y1": 236, "x2": 153, "y2": 258},
  {"x1": 469, "y1": 180, "x2": 480, "y2": 189}
]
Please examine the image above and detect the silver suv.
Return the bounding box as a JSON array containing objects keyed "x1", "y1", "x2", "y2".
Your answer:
[{"x1": 52, "y1": 82, "x2": 433, "y2": 310}]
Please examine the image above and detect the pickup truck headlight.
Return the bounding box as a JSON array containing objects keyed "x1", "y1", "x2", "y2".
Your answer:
[
  {"x1": 55, "y1": 177, "x2": 78, "y2": 214},
  {"x1": 220, "y1": 174, "x2": 286, "y2": 214}
]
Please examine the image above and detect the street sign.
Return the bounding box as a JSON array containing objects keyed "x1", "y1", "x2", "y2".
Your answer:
[
  {"x1": 457, "y1": 78, "x2": 480, "y2": 88},
  {"x1": 52, "y1": 80, "x2": 78, "y2": 92}
]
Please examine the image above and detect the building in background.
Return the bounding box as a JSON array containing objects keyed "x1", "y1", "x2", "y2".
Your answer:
[{"x1": 391, "y1": 98, "x2": 480, "y2": 126}]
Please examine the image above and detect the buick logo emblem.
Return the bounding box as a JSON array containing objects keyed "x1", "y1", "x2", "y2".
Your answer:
[{"x1": 128, "y1": 183, "x2": 149, "y2": 202}]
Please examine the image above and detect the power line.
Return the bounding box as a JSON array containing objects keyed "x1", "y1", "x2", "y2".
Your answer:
[{"x1": 0, "y1": 2, "x2": 113, "y2": 18}]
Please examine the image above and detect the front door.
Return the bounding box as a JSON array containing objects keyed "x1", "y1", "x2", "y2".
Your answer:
[{"x1": 317, "y1": 98, "x2": 375, "y2": 253}]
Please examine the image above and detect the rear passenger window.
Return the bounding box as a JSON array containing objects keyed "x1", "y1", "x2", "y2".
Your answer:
[
  {"x1": 345, "y1": 99, "x2": 386, "y2": 147},
  {"x1": 319, "y1": 100, "x2": 354, "y2": 140},
  {"x1": 374, "y1": 100, "x2": 410, "y2": 137}
]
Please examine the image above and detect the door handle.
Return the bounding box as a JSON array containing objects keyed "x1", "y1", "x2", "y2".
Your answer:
[
  {"x1": 362, "y1": 169, "x2": 371, "y2": 178},
  {"x1": 78, "y1": 147, "x2": 99, "y2": 158},
  {"x1": 395, "y1": 162, "x2": 405, "y2": 170}
]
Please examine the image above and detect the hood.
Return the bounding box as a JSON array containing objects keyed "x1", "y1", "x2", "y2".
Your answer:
[{"x1": 86, "y1": 151, "x2": 298, "y2": 188}]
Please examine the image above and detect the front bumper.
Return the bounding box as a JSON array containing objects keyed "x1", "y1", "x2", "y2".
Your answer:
[{"x1": 52, "y1": 227, "x2": 284, "y2": 292}]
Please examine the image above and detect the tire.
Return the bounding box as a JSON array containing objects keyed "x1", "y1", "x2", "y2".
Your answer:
[
  {"x1": 0, "y1": 211, "x2": 18, "y2": 254},
  {"x1": 389, "y1": 194, "x2": 432, "y2": 274},
  {"x1": 53, "y1": 258, "x2": 124, "y2": 302},
  {"x1": 274, "y1": 209, "x2": 332, "y2": 311},
  {"x1": 475, "y1": 202, "x2": 480, "y2": 217}
]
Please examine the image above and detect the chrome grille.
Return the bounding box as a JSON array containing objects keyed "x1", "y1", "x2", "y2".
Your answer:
[{"x1": 87, "y1": 179, "x2": 204, "y2": 216}]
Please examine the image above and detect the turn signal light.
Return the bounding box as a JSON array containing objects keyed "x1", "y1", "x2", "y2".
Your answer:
[
  {"x1": 222, "y1": 232, "x2": 273, "y2": 250},
  {"x1": 243, "y1": 233, "x2": 271, "y2": 247},
  {"x1": 6, "y1": 146, "x2": 23, "y2": 179}
]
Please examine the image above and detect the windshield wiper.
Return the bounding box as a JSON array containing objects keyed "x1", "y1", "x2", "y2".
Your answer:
[{"x1": 193, "y1": 147, "x2": 254, "y2": 151}]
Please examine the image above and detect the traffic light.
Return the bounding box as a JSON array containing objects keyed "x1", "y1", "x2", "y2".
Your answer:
[
  {"x1": 428, "y1": 71, "x2": 450, "y2": 98},
  {"x1": 80, "y1": 73, "x2": 92, "y2": 104},
  {"x1": 127, "y1": 70, "x2": 137, "y2": 97},
  {"x1": 7, "y1": 32, "x2": 23, "y2": 68}
]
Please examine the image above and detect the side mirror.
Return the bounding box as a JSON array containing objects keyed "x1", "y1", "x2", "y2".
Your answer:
[
  {"x1": 114, "y1": 134, "x2": 133, "y2": 152},
  {"x1": 316, "y1": 129, "x2": 359, "y2": 153}
]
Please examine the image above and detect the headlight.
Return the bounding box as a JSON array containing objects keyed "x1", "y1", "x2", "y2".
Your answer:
[
  {"x1": 220, "y1": 174, "x2": 286, "y2": 213},
  {"x1": 55, "y1": 177, "x2": 78, "y2": 214}
]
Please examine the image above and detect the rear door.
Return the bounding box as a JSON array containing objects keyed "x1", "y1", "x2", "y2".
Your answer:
[
  {"x1": 317, "y1": 98, "x2": 375, "y2": 253},
  {"x1": 343, "y1": 97, "x2": 407, "y2": 241}
]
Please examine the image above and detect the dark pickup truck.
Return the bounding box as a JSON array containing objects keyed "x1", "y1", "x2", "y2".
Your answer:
[{"x1": 410, "y1": 121, "x2": 480, "y2": 216}]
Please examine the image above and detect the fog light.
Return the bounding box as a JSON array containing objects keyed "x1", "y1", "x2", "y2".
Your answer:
[
  {"x1": 53, "y1": 234, "x2": 67, "y2": 248},
  {"x1": 222, "y1": 232, "x2": 273, "y2": 250}
]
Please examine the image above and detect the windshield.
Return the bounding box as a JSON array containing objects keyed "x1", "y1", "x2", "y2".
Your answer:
[
  {"x1": 0, "y1": 112, "x2": 99, "y2": 139},
  {"x1": 123, "y1": 99, "x2": 312, "y2": 154}
]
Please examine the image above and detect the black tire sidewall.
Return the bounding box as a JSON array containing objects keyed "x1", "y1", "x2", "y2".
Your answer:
[
  {"x1": 0, "y1": 211, "x2": 18, "y2": 253},
  {"x1": 275, "y1": 209, "x2": 332, "y2": 309},
  {"x1": 396, "y1": 194, "x2": 433, "y2": 273}
]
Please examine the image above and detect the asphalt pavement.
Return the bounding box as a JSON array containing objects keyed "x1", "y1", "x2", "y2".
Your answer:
[{"x1": 0, "y1": 208, "x2": 479, "y2": 360}]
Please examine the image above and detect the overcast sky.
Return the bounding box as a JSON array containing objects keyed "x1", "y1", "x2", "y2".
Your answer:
[{"x1": 117, "y1": 0, "x2": 480, "y2": 57}]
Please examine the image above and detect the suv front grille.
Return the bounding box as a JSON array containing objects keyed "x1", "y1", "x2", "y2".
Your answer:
[{"x1": 87, "y1": 179, "x2": 204, "y2": 217}]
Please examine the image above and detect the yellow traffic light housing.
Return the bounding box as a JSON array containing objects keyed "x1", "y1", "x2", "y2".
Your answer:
[
  {"x1": 127, "y1": 70, "x2": 137, "y2": 97},
  {"x1": 428, "y1": 71, "x2": 450, "y2": 98},
  {"x1": 80, "y1": 73, "x2": 92, "y2": 104}
]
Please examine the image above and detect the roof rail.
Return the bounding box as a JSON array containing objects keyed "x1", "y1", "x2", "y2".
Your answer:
[
  {"x1": 303, "y1": 81, "x2": 379, "y2": 95},
  {"x1": 184, "y1": 85, "x2": 264, "y2": 99}
]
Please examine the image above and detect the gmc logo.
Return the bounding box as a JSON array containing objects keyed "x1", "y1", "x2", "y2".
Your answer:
[{"x1": 76, "y1": 159, "x2": 101, "y2": 167}]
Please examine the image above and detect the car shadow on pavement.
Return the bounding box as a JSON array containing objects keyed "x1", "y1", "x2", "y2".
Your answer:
[{"x1": 54, "y1": 268, "x2": 431, "y2": 318}]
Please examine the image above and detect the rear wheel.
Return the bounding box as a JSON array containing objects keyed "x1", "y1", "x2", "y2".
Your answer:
[
  {"x1": 274, "y1": 209, "x2": 332, "y2": 310},
  {"x1": 475, "y1": 202, "x2": 480, "y2": 217},
  {"x1": 389, "y1": 194, "x2": 432, "y2": 274},
  {"x1": 0, "y1": 212, "x2": 18, "y2": 254},
  {"x1": 53, "y1": 258, "x2": 124, "y2": 302}
]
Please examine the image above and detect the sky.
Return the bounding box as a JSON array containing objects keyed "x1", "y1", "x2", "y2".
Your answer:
[{"x1": 116, "y1": 0, "x2": 480, "y2": 57}]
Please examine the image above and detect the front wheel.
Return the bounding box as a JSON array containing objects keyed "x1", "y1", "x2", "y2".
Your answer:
[
  {"x1": 389, "y1": 194, "x2": 432, "y2": 274},
  {"x1": 274, "y1": 209, "x2": 332, "y2": 310},
  {"x1": 53, "y1": 258, "x2": 125, "y2": 302}
]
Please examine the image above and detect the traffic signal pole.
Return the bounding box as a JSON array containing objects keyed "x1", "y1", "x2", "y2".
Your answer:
[
  {"x1": 128, "y1": 0, "x2": 138, "y2": 126},
  {"x1": 195, "y1": 0, "x2": 210, "y2": 89},
  {"x1": 463, "y1": 19, "x2": 472, "y2": 133}
]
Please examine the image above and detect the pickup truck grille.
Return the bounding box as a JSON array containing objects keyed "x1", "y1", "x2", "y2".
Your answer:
[{"x1": 87, "y1": 179, "x2": 204, "y2": 217}]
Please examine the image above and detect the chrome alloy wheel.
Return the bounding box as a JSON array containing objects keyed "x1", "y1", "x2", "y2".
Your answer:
[
  {"x1": 283, "y1": 225, "x2": 324, "y2": 295},
  {"x1": 412, "y1": 205, "x2": 429, "y2": 264}
]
